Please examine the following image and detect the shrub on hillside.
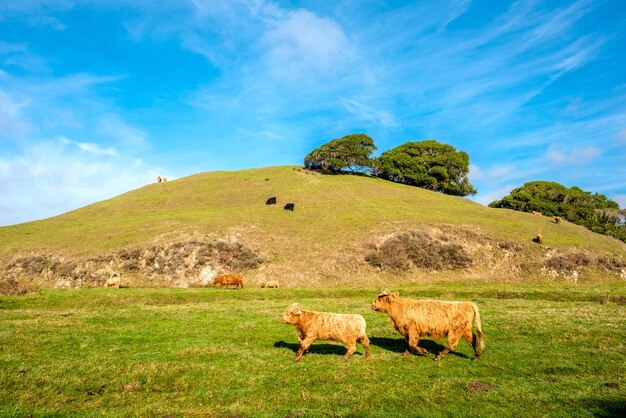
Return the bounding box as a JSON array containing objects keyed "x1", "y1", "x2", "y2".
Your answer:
[
  {"x1": 365, "y1": 230, "x2": 472, "y2": 271},
  {"x1": 489, "y1": 181, "x2": 626, "y2": 243}
]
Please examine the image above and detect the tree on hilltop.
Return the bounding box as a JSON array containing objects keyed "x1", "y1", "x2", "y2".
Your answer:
[
  {"x1": 374, "y1": 140, "x2": 477, "y2": 196},
  {"x1": 304, "y1": 133, "x2": 377, "y2": 174}
]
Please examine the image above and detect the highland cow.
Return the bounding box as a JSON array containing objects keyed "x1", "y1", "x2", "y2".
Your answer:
[
  {"x1": 554, "y1": 216, "x2": 562, "y2": 224},
  {"x1": 163, "y1": 177, "x2": 168, "y2": 182},
  {"x1": 371, "y1": 290, "x2": 485, "y2": 361},
  {"x1": 157, "y1": 176, "x2": 162, "y2": 183},
  {"x1": 531, "y1": 211, "x2": 542, "y2": 216},
  {"x1": 284, "y1": 203, "x2": 295, "y2": 211},
  {"x1": 212, "y1": 274, "x2": 244, "y2": 289},
  {"x1": 533, "y1": 234, "x2": 544, "y2": 244},
  {"x1": 266, "y1": 197, "x2": 277, "y2": 205},
  {"x1": 103, "y1": 273, "x2": 121, "y2": 289},
  {"x1": 282, "y1": 303, "x2": 371, "y2": 362},
  {"x1": 261, "y1": 280, "x2": 279, "y2": 288}
]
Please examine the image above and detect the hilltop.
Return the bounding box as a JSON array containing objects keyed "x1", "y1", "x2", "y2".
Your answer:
[{"x1": 1, "y1": 166, "x2": 625, "y2": 291}]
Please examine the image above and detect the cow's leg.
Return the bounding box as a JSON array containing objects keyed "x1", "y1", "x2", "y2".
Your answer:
[
  {"x1": 358, "y1": 336, "x2": 371, "y2": 359},
  {"x1": 294, "y1": 336, "x2": 316, "y2": 362},
  {"x1": 408, "y1": 333, "x2": 429, "y2": 356},
  {"x1": 435, "y1": 333, "x2": 460, "y2": 361},
  {"x1": 341, "y1": 337, "x2": 357, "y2": 361},
  {"x1": 461, "y1": 327, "x2": 480, "y2": 359}
]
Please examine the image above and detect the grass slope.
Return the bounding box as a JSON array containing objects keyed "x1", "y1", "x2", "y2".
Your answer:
[
  {"x1": 0, "y1": 166, "x2": 624, "y2": 286},
  {"x1": 1, "y1": 284, "x2": 625, "y2": 416}
]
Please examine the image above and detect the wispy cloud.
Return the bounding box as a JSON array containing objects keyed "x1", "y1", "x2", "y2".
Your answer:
[
  {"x1": 340, "y1": 98, "x2": 397, "y2": 128},
  {"x1": 545, "y1": 143, "x2": 601, "y2": 164},
  {"x1": 60, "y1": 136, "x2": 118, "y2": 156},
  {"x1": 262, "y1": 9, "x2": 351, "y2": 81}
]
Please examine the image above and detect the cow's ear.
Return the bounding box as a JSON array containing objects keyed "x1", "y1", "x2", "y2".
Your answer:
[{"x1": 290, "y1": 304, "x2": 302, "y2": 315}]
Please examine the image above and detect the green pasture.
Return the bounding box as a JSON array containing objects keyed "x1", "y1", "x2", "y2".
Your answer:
[{"x1": 1, "y1": 283, "x2": 625, "y2": 417}]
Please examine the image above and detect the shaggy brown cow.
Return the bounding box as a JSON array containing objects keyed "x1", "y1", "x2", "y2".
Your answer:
[
  {"x1": 531, "y1": 211, "x2": 542, "y2": 216},
  {"x1": 533, "y1": 233, "x2": 543, "y2": 244},
  {"x1": 371, "y1": 290, "x2": 485, "y2": 361},
  {"x1": 212, "y1": 274, "x2": 244, "y2": 289},
  {"x1": 103, "y1": 273, "x2": 121, "y2": 289},
  {"x1": 261, "y1": 280, "x2": 279, "y2": 288},
  {"x1": 554, "y1": 216, "x2": 562, "y2": 224},
  {"x1": 157, "y1": 176, "x2": 162, "y2": 183},
  {"x1": 282, "y1": 303, "x2": 371, "y2": 362}
]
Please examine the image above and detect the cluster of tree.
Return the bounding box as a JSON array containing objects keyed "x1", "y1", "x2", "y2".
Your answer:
[
  {"x1": 304, "y1": 134, "x2": 477, "y2": 197},
  {"x1": 489, "y1": 181, "x2": 626, "y2": 243}
]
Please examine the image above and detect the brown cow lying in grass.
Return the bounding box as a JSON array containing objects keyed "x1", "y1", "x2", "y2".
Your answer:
[
  {"x1": 554, "y1": 216, "x2": 562, "y2": 224},
  {"x1": 212, "y1": 274, "x2": 244, "y2": 289},
  {"x1": 371, "y1": 290, "x2": 485, "y2": 361},
  {"x1": 531, "y1": 211, "x2": 542, "y2": 216},
  {"x1": 261, "y1": 280, "x2": 279, "y2": 288},
  {"x1": 282, "y1": 303, "x2": 371, "y2": 362}
]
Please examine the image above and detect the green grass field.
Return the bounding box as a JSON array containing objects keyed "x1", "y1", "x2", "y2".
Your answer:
[{"x1": 2, "y1": 283, "x2": 625, "y2": 417}]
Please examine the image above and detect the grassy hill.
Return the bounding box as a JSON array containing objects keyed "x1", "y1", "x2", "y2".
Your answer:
[{"x1": 1, "y1": 166, "x2": 625, "y2": 290}]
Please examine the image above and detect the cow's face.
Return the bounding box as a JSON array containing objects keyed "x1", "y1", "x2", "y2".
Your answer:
[
  {"x1": 282, "y1": 303, "x2": 302, "y2": 324},
  {"x1": 371, "y1": 289, "x2": 397, "y2": 312}
]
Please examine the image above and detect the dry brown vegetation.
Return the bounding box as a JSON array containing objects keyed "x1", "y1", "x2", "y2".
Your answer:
[{"x1": 0, "y1": 238, "x2": 263, "y2": 293}]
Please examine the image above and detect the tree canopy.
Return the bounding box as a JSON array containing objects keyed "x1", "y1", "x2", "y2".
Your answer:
[
  {"x1": 374, "y1": 140, "x2": 477, "y2": 196},
  {"x1": 489, "y1": 181, "x2": 626, "y2": 242},
  {"x1": 304, "y1": 133, "x2": 377, "y2": 174}
]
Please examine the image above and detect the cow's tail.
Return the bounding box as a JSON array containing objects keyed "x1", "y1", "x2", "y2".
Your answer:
[{"x1": 472, "y1": 303, "x2": 485, "y2": 352}]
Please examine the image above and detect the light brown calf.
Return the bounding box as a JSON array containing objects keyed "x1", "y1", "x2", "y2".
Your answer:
[
  {"x1": 103, "y1": 273, "x2": 121, "y2": 289},
  {"x1": 261, "y1": 280, "x2": 279, "y2": 288},
  {"x1": 212, "y1": 274, "x2": 244, "y2": 289},
  {"x1": 371, "y1": 290, "x2": 484, "y2": 361},
  {"x1": 163, "y1": 177, "x2": 168, "y2": 182},
  {"x1": 531, "y1": 211, "x2": 542, "y2": 216},
  {"x1": 282, "y1": 303, "x2": 371, "y2": 362}
]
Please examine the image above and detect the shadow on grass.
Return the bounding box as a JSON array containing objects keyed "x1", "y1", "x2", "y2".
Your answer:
[
  {"x1": 274, "y1": 341, "x2": 366, "y2": 357},
  {"x1": 369, "y1": 337, "x2": 470, "y2": 359}
]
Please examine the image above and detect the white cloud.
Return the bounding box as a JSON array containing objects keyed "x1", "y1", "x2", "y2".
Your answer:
[
  {"x1": 545, "y1": 143, "x2": 601, "y2": 164},
  {"x1": 60, "y1": 136, "x2": 118, "y2": 156},
  {"x1": 469, "y1": 163, "x2": 517, "y2": 183},
  {"x1": 340, "y1": 98, "x2": 397, "y2": 128},
  {"x1": 0, "y1": 140, "x2": 162, "y2": 226},
  {"x1": 262, "y1": 9, "x2": 351, "y2": 80}
]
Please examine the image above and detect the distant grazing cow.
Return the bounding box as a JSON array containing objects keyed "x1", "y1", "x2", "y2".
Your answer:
[
  {"x1": 103, "y1": 273, "x2": 121, "y2": 289},
  {"x1": 163, "y1": 177, "x2": 168, "y2": 182},
  {"x1": 554, "y1": 216, "x2": 562, "y2": 224},
  {"x1": 157, "y1": 176, "x2": 162, "y2": 183},
  {"x1": 371, "y1": 289, "x2": 485, "y2": 361},
  {"x1": 212, "y1": 274, "x2": 244, "y2": 289},
  {"x1": 531, "y1": 211, "x2": 542, "y2": 216},
  {"x1": 261, "y1": 280, "x2": 279, "y2": 288},
  {"x1": 533, "y1": 233, "x2": 543, "y2": 244},
  {"x1": 284, "y1": 203, "x2": 295, "y2": 211},
  {"x1": 266, "y1": 197, "x2": 277, "y2": 205},
  {"x1": 282, "y1": 303, "x2": 371, "y2": 362}
]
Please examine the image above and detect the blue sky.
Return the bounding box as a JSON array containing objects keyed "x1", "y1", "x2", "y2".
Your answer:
[{"x1": 1, "y1": 0, "x2": 625, "y2": 226}]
